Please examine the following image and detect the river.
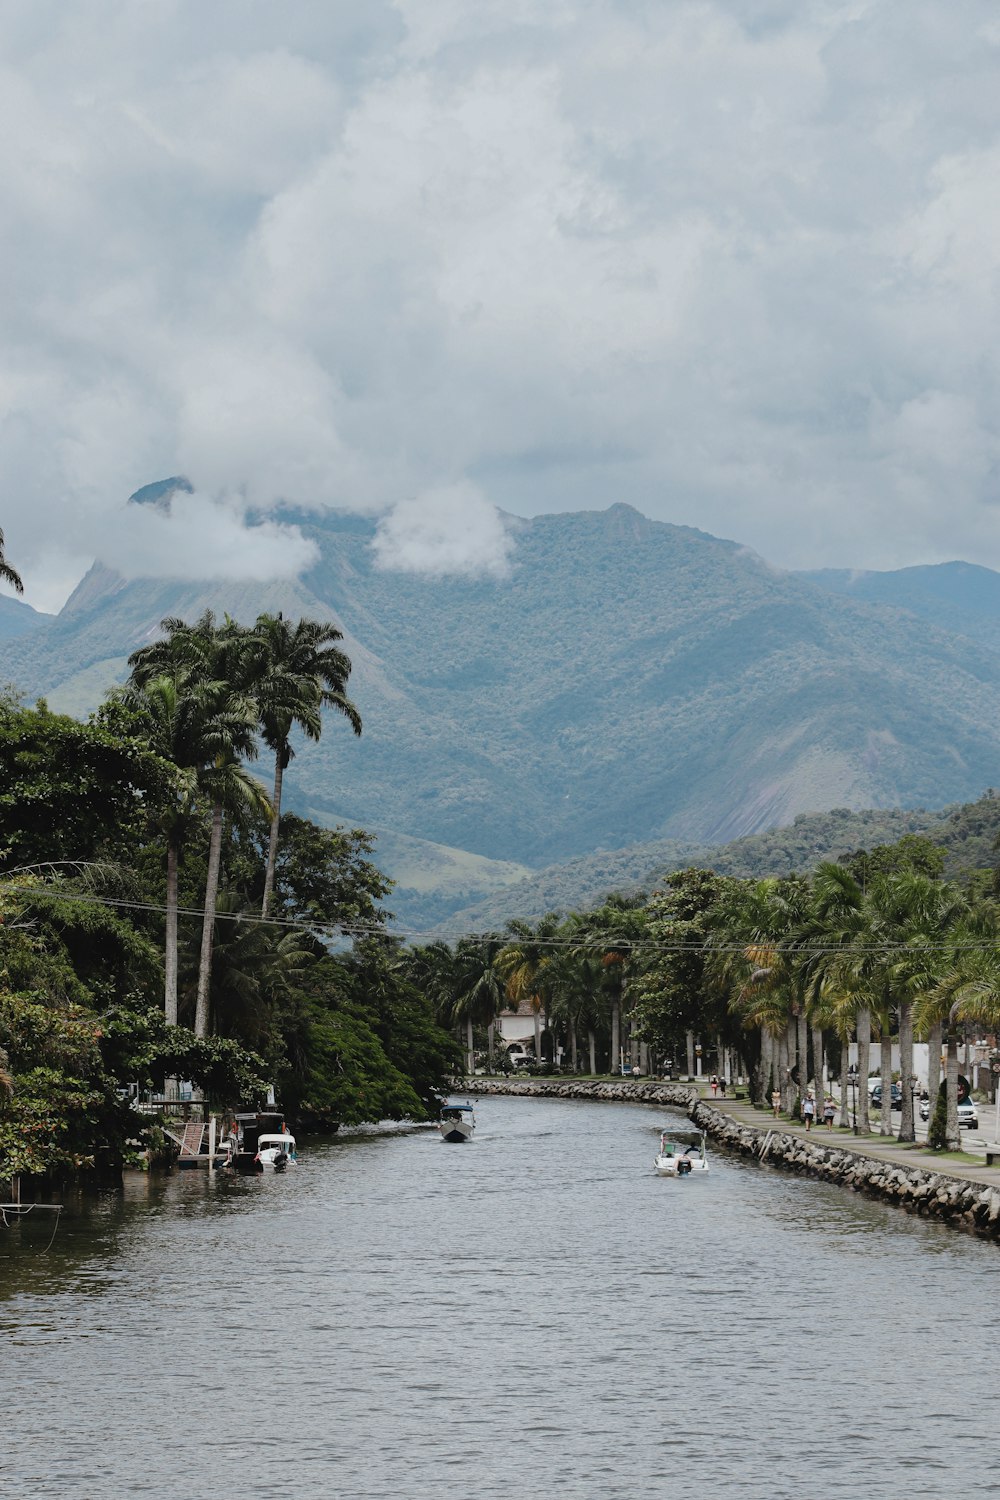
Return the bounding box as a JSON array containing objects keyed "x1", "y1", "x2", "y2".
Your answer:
[{"x1": 2, "y1": 1094, "x2": 996, "y2": 1498}]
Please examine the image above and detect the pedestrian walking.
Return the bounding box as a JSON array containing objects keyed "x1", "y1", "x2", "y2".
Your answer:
[
  {"x1": 771, "y1": 1088, "x2": 781, "y2": 1118},
  {"x1": 710, "y1": 1074, "x2": 719, "y2": 1096},
  {"x1": 802, "y1": 1092, "x2": 816, "y2": 1131},
  {"x1": 719, "y1": 1077, "x2": 727, "y2": 1098},
  {"x1": 823, "y1": 1095, "x2": 836, "y2": 1130}
]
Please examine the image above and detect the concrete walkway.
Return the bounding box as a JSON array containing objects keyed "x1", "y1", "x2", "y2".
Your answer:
[{"x1": 701, "y1": 1087, "x2": 1000, "y2": 1188}]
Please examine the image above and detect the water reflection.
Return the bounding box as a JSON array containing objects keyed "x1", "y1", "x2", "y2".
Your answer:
[{"x1": 3, "y1": 1094, "x2": 998, "y2": 1498}]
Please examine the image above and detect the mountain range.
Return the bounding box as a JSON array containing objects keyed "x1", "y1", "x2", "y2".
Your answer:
[{"x1": 5, "y1": 491, "x2": 1000, "y2": 933}]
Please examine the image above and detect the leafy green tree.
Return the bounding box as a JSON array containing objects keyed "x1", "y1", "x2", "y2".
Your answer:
[
  {"x1": 0, "y1": 695, "x2": 168, "y2": 874},
  {"x1": 244, "y1": 613, "x2": 362, "y2": 918},
  {"x1": 632, "y1": 869, "x2": 740, "y2": 1080},
  {"x1": 176, "y1": 890, "x2": 314, "y2": 1069},
  {"x1": 248, "y1": 814, "x2": 392, "y2": 935},
  {"x1": 284, "y1": 943, "x2": 458, "y2": 1127}
]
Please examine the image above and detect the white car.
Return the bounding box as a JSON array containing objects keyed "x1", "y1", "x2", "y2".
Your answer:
[{"x1": 918, "y1": 1097, "x2": 978, "y2": 1128}]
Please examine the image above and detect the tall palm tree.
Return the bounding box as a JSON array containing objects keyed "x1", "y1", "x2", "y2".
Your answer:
[
  {"x1": 447, "y1": 936, "x2": 507, "y2": 1074},
  {"x1": 114, "y1": 674, "x2": 200, "y2": 1024},
  {"x1": 710, "y1": 876, "x2": 810, "y2": 1110},
  {"x1": 917, "y1": 902, "x2": 996, "y2": 1149},
  {"x1": 128, "y1": 614, "x2": 269, "y2": 1036},
  {"x1": 873, "y1": 871, "x2": 967, "y2": 1143},
  {"x1": 575, "y1": 895, "x2": 648, "y2": 1074},
  {"x1": 246, "y1": 614, "x2": 362, "y2": 918},
  {"x1": 0, "y1": 527, "x2": 23, "y2": 594},
  {"x1": 179, "y1": 889, "x2": 313, "y2": 1050},
  {"x1": 804, "y1": 863, "x2": 874, "y2": 1132},
  {"x1": 497, "y1": 914, "x2": 564, "y2": 1060},
  {"x1": 546, "y1": 917, "x2": 605, "y2": 1073}
]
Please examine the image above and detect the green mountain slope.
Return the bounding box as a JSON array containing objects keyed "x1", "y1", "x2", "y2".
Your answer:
[
  {"x1": 426, "y1": 805, "x2": 943, "y2": 935},
  {"x1": 7, "y1": 499, "x2": 1000, "y2": 920},
  {"x1": 0, "y1": 594, "x2": 52, "y2": 642},
  {"x1": 799, "y1": 562, "x2": 1000, "y2": 654},
  {"x1": 430, "y1": 793, "x2": 1000, "y2": 938}
]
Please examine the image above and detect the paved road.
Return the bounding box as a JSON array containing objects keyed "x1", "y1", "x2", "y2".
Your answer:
[{"x1": 845, "y1": 1100, "x2": 1000, "y2": 1152}]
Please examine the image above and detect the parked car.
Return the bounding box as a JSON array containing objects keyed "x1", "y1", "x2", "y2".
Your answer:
[{"x1": 869, "y1": 1083, "x2": 902, "y2": 1111}]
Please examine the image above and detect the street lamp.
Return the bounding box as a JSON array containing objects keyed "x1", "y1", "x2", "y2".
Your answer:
[{"x1": 847, "y1": 1064, "x2": 860, "y2": 1136}]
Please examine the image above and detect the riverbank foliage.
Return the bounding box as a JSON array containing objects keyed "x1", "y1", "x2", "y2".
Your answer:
[
  {"x1": 0, "y1": 617, "x2": 458, "y2": 1183},
  {"x1": 417, "y1": 807, "x2": 1000, "y2": 1157}
]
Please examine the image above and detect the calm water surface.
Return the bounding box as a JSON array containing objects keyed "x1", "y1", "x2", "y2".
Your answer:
[{"x1": 2, "y1": 1095, "x2": 997, "y2": 1499}]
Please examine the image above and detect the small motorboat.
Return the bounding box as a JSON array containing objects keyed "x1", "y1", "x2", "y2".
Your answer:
[
  {"x1": 257, "y1": 1132, "x2": 297, "y2": 1170},
  {"x1": 654, "y1": 1130, "x2": 709, "y2": 1177},
  {"x1": 230, "y1": 1110, "x2": 292, "y2": 1174},
  {"x1": 438, "y1": 1100, "x2": 475, "y2": 1143}
]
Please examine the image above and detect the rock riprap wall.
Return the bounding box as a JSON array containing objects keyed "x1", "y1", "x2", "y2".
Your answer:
[{"x1": 461, "y1": 1079, "x2": 1000, "y2": 1240}]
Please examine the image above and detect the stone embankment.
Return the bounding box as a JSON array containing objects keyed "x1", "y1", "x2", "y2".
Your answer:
[{"x1": 463, "y1": 1078, "x2": 1000, "y2": 1241}]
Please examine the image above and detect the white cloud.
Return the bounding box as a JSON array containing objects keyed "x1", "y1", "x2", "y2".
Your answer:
[
  {"x1": 372, "y1": 482, "x2": 513, "y2": 577},
  {"x1": 101, "y1": 491, "x2": 318, "y2": 582},
  {"x1": 1, "y1": 0, "x2": 1000, "y2": 606}
]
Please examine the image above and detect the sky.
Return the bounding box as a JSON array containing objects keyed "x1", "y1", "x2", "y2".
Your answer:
[{"x1": 2, "y1": 0, "x2": 1000, "y2": 611}]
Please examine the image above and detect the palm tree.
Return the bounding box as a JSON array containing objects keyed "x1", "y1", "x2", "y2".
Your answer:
[
  {"x1": 917, "y1": 902, "x2": 997, "y2": 1150},
  {"x1": 0, "y1": 527, "x2": 23, "y2": 594},
  {"x1": 128, "y1": 614, "x2": 269, "y2": 1036},
  {"x1": 180, "y1": 889, "x2": 313, "y2": 1050},
  {"x1": 873, "y1": 871, "x2": 966, "y2": 1143},
  {"x1": 710, "y1": 877, "x2": 810, "y2": 1111},
  {"x1": 545, "y1": 917, "x2": 605, "y2": 1073},
  {"x1": 246, "y1": 614, "x2": 362, "y2": 918},
  {"x1": 114, "y1": 675, "x2": 196, "y2": 1025},
  {"x1": 447, "y1": 936, "x2": 507, "y2": 1074},
  {"x1": 575, "y1": 895, "x2": 648, "y2": 1073},
  {"x1": 804, "y1": 863, "x2": 874, "y2": 1133},
  {"x1": 497, "y1": 914, "x2": 563, "y2": 1061}
]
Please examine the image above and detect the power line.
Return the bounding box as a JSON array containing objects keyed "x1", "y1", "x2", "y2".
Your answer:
[{"x1": 5, "y1": 879, "x2": 1000, "y2": 957}]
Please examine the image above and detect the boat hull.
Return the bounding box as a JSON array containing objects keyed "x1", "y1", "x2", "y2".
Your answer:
[
  {"x1": 654, "y1": 1155, "x2": 709, "y2": 1176},
  {"x1": 438, "y1": 1120, "x2": 474, "y2": 1143}
]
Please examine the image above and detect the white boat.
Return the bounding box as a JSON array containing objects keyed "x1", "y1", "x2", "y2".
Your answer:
[
  {"x1": 654, "y1": 1130, "x2": 709, "y2": 1177},
  {"x1": 438, "y1": 1100, "x2": 475, "y2": 1143},
  {"x1": 257, "y1": 1132, "x2": 297, "y2": 1170}
]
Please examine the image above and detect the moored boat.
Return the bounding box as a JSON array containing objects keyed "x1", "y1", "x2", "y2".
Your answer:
[
  {"x1": 228, "y1": 1110, "x2": 294, "y2": 1173},
  {"x1": 257, "y1": 1132, "x2": 297, "y2": 1170},
  {"x1": 654, "y1": 1130, "x2": 709, "y2": 1177},
  {"x1": 438, "y1": 1100, "x2": 475, "y2": 1143}
]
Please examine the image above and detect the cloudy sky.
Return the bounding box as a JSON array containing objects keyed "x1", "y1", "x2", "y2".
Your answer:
[{"x1": 2, "y1": 0, "x2": 999, "y2": 610}]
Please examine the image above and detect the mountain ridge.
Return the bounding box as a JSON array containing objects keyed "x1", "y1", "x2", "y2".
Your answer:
[{"x1": 7, "y1": 495, "x2": 1000, "y2": 928}]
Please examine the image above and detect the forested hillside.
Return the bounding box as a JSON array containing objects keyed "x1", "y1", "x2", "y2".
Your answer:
[
  {"x1": 8, "y1": 494, "x2": 1000, "y2": 929},
  {"x1": 429, "y1": 795, "x2": 1000, "y2": 937}
]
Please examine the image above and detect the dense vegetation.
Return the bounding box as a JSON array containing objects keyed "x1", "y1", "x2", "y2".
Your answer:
[
  {"x1": 0, "y1": 611, "x2": 458, "y2": 1184},
  {"x1": 416, "y1": 817, "x2": 1000, "y2": 1155}
]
